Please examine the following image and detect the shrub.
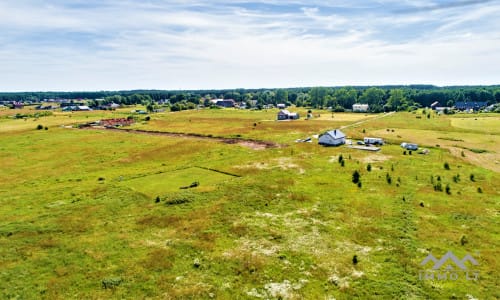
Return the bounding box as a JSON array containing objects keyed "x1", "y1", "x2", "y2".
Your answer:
[
  {"x1": 102, "y1": 277, "x2": 123, "y2": 289},
  {"x1": 352, "y1": 170, "x2": 360, "y2": 184},
  {"x1": 403, "y1": 151, "x2": 406, "y2": 155},
  {"x1": 445, "y1": 184, "x2": 451, "y2": 195},
  {"x1": 460, "y1": 235, "x2": 468, "y2": 246},
  {"x1": 44, "y1": 126, "x2": 48, "y2": 130},
  {"x1": 144, "y1": 116, "x2": 151, "y2": 121},
  {"x1": 434, "y1": 182, "x2": 442, "y2": 192},
  {"x1": 409, "y1": 151, "x2": 412, "y2": 155},
  {"x1": 453, "y1": 174, "x2": 460, "y2": 183},
  {"x1": 367, "y1": 164, "x2": 372, "y2": 172},
  {"x1": 477, "y1": 187, "x2": 482, "y2": 193},
  {"x1": 340, "y1": 160, "x2": 345, "y2": 167},
  {"x1": 155, "y1": 196, "x2": 160, "y2": 203},
  {"x1": 357, "y1": 181, "x2": 362, "y2": 188},
  {"x1": 352, "y1": 255, "x2": 358, "y2": 265},
  {"x1": 386, "y1": 173, "x2": 392, "y2": 184},
  {"x1": 444, "y1": 162, "x2": 450, "y2": 170},
  {"x1": 470, "y1": 174, "x2": 475, "y2": 182},
  {"x1": 36, "y1": 124, "x2": 43, "y2": 130},
  {"x1": 338, "y1": 154, "x2": 343, "y2": 163}
]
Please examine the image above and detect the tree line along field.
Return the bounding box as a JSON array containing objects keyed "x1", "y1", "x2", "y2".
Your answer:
[{"x1": 0, "y1": 107, "x2": 498, "y2": 299}]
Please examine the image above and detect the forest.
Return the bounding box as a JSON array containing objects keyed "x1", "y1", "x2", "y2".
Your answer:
[{"x1": 1, "y1": 85, "x2": 499, "y2": 112}]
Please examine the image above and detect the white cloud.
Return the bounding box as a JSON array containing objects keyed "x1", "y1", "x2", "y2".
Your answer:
[{"x1": 0, "y1": 0, "x2": 498, "y2": 91}]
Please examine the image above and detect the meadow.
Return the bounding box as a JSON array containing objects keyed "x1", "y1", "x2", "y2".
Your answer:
[{"x1": 0, "y1": 107, "x2": 498, "y2": 299}]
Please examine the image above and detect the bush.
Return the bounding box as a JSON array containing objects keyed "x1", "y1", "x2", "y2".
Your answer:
[
  {"x1": 434, "y1": 182, "x2": 442, "y2": 192},
  {"x1": 470, "y1": 174, "x2": 475, "y2": 182},
  {"x1": 453, "y1": 174, "x2": 460, "y2": 183},
  {"x1": 477, "y1": 187, "x2": 482, "y2": 193},
  {"x1": 144, "y1": 116, "x2": 151, "y2": 121},
  {"x1": 444, "y1": 162, "x2": 450, "y2": 170},
  {"x1": 366, "y1": 164, "x2": 372, "y2": 172},
  {"x1": 357, "y1": 181, "x2": 362, "y2": 188},
  {"x1": 386, "y1": 173, "x2": 392, "y2": 184},
  {"x1": 352, "y1": 255, "x2": 358, "y2": 265},
  {"x1": 338, "y1": 154, "x2": 343, "y2": 163},
  {"x1": 445, "y1": 184, "x2": 451, "y2": 195},
  {"x1": 36, "y1": 124, "x2": 43, "y2": 130},
  {"x1": 352, "y1": 170, "x2": 360, "y2": 184}
]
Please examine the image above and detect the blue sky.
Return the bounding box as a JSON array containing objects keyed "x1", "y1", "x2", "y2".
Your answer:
[{"x1": 0, "y1": 0, "x2": 499, "y2": 91}]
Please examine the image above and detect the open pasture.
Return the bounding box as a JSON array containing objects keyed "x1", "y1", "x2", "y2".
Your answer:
[{"x1": 0, "y1": 107, "x2": 498, "y2": 299}]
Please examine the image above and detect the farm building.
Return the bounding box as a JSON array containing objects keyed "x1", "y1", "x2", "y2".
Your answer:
[
  {"x1": 277, "y1": 109, "x2": 299, "y2": 120},
  {"x1": 455, "y1": 101, "x2": 487, "y2": 111},
  {"x1": 430, "y1": 101, "x2": 440, "y2": 110},
  {"x1": 215, "y1": 99, "x2": 236, "y2": 108},
  {"x1": 319, "y1": 129, "x2": 346, "y2": 146},
  {"x1": 352, "y1": 103, "x2": 369, "y2": 112},
  {"x1": 277, "y1": 103, "x2": 286, "y2": 109},
  {"x1": 364, "y1": 137, "x2": 384, "y2": 145},
  {"x1": 401, "y1": 142, "x2": 418, "y2": 150}
]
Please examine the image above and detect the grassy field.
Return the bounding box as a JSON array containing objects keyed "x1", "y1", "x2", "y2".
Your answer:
[{"x1": 0, "y1": 107, "x2": 498, "y2": 299}]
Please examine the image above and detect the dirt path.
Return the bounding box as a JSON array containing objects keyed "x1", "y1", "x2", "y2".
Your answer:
[
  {"x1": 340, "y1": 111, "x2": 395, "y2": 130},
  {"x1": 83, "y1": 127, "x2": 281, "y2": 150}
]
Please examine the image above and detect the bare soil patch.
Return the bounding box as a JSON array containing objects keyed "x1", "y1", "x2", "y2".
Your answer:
[{"x1": 82, "y1": 127, "x2": 281, "y2": 150}]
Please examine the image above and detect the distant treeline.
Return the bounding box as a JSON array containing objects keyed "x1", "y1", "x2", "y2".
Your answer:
[{"x1": 1, "y1": 85, "x2": 499, "y2": 112}]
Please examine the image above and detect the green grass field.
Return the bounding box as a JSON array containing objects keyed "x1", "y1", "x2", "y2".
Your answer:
[{"x1": 0, "y1": 107, "x2": 498, "y2": 299}]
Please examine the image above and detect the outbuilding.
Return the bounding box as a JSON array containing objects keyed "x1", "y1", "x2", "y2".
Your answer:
[
  {"x1": 401, "y1": 142, "x2": 418, "y2": 150},
  {"x1": 364, "y1": 137, "x2": 384, "y2": 145}
]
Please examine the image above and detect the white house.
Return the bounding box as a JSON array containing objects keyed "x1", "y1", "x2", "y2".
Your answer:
[
  {"x1": 353, "y1": 103, "x2": 369, "y2": 112},
  {"x1": 319, "y1": 129, "x2": 346, "y2": 146},
  {"x1": 277, "y1": 103, "x2": 286, "y2": 109}
]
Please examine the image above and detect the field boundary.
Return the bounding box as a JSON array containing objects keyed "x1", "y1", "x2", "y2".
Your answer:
[{"x1": 83, "y1": 127, "x2": 282, "y2": 150}]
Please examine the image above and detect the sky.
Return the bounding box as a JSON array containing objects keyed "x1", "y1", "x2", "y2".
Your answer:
[{"x1": 0, "y1": 0, "x2": 499, "y2": 91}]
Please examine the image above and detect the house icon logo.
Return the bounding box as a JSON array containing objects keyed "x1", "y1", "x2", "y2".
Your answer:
[{"x1": 419, "y1": 251, "x2": 480, "y2": 281}]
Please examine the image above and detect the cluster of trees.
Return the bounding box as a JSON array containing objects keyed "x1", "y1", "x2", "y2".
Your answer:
[{"x1": 1, "y1": 85, "x2": 499, "y2": 112}]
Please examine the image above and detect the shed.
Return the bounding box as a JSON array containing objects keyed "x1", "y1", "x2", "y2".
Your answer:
[
  {"x1": 319, "y1": 129, "x2": 346, "y2": 146},
  {"x1": 364, "y1": 137, "x2": 384, "y2": 145}
]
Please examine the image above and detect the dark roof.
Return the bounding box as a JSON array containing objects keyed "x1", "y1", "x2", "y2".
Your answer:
[{"x1": 455, "y1": 101, "x2": 488, "y2": 109}]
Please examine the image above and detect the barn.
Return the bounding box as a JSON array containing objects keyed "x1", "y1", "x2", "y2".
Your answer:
[{"x1": 318, "y1": 129, "x2": 346, "y2": 146}]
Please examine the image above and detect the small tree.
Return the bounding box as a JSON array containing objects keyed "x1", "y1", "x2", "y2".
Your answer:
[
  {"x1": 445, "y1": 184, "x2": 451, "y2": 195},
  {"x1": 386, "y1": 173, "x2": 392, "y2": 184},
  {"x1": 36, "y1": 124, "x2": 43, "y2": 130},
  {"x1": 367, "y1": 164, "x2": 372, "y2": 172},
  {"x1": 444, "y1": 162, "x2": 450, "y2": 170},
  {"x1": 338, "y1": 154, "x2": 343, "y2": 163},
  {"x1": 470, "y1": 174, "x2": 475, "y2": 182},
  {"x1": 352, "y1": 170, "x2": 360, "y2": 184}
]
